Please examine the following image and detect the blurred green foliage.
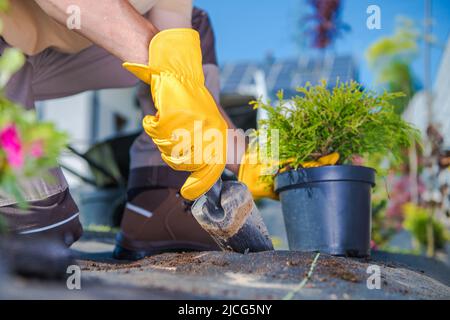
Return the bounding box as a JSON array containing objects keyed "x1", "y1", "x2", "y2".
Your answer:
[
  {"x1": 365, "y1": 17, "x2": 419, "y2": 114},
  {"x1": 403, "y1": 203, "x2": 449, "y2": 250}
]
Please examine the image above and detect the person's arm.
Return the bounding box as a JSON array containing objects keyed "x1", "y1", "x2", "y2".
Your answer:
[{"x1": 34, "y1": 0, "x2": 158, "y2": 64}]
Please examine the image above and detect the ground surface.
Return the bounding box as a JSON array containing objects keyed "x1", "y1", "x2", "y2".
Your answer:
[{"x1": 1, "y1": 231, "x2": 449, "y2": 300}]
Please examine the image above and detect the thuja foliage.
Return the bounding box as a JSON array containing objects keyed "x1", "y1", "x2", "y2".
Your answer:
[{"x1": 253, "y1": 80, "x2": 420, "y2": 169}]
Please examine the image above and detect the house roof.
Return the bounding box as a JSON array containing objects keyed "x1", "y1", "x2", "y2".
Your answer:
[{"x1": 220, "y1": 54, "x2": 358, "y2": 98}]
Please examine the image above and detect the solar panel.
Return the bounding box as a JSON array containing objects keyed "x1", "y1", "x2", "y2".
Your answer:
[{"x1": 220, "y1": 55, "x2": 358, "y2": 98}]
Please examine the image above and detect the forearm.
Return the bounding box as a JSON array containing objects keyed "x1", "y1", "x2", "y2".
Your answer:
[
  {"x1": 34, "y1": 0, "x2": 158, "y2": 64},
  {"x1": 225, "y1": 117, "x2": 244, "y2": 175},
  {"x1": 203, "y1": 65, "x2": 243, "y2": 174},
  {"x1": 221, "y1": 106, "x2": 246, "y2": 175}
]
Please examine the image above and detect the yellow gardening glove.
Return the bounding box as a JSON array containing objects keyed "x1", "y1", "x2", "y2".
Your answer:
[
  {"x1": 301, "y1": 152, "x2": 340, "y2": 168},
  {"x1": 238, "y1": 152, "x2": 340, "y2": 200},
  {"x1": 123, "y1": 29, "x2": 228, "y2": 201},
  {"x1": 238, "y1": 152, "x2": 279, "y2": 200}
]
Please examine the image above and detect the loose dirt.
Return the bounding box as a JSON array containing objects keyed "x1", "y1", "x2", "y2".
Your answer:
[
  {"x1": 2, "y1": 237, "x2": 449, "y2": 300},
  {"x1": 75, "y1": 250, "x2": 450, "y2": 300}
]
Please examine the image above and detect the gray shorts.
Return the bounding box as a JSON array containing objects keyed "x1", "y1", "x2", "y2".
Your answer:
[
  {"x1": 1, "y1": 38, "x2": 138, "y2": 207},
  {"x1": 0, "y1": 50, "x2": 220, "y2": 208}
]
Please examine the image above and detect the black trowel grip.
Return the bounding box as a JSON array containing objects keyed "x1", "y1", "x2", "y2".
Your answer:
[{"x1": 191, "y1": 181, "x2": 274, "y2": 253}]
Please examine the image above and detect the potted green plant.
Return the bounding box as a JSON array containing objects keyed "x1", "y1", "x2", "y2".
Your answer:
[{"x1": 254, "y1": 81, "x2": 420, "y2": 256}]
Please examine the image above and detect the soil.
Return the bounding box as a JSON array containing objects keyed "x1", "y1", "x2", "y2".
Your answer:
[
  {"x1": 80, "y1": 251, "x2": 361, "y2": 284},
  {"x1": 1, "y1": 235, "x2": 449, "y2": 300},
  {"x1": 316, "y1": 258, "x2": 362, "y2": 283}
]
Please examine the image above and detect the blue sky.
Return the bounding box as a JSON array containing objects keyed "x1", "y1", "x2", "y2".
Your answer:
[{"x1": 195, "y1": 0, "x2": 450, "y2": 88}]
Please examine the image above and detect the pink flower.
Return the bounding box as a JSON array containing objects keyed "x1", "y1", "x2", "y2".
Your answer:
[
  {"x1": 351, "y1": 155, "x2": 365, "y2": 166},
  {"x1": 30, "y1": 140, "x2": 44, "y2": 159},
  {"x1": 370, "y1": 240, "x2": 378, "y2": 251},
  {"x1": 0, "y1": 124, "x2": 24, "y2": 169}
]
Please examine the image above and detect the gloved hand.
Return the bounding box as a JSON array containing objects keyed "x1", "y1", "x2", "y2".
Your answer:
[
  {"x1": 239, "y1": 152, "x2": 340, "y2": 200},
  {"x1": 238, "y1": 152, "x2": 279, "y2": 200},
  {"x1": 123, "y1": 29, "x2": 228, "y2": 201},
  {"x1": 301, "y1": 152, "x2": 340, "y2": 168}
]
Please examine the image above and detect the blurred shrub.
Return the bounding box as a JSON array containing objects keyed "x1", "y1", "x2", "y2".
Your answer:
[{"x1": 403, "y1": 203, "x2": 448, "y2": 250}]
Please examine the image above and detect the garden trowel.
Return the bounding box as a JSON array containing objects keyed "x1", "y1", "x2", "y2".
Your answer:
[{"x1": 191, "y1": 178, "x2": 274, "y2": 253}]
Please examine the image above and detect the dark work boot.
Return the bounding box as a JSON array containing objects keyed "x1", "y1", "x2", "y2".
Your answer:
[{"x1": 113, "y1": 167, "x2": 219, "y2": 260}]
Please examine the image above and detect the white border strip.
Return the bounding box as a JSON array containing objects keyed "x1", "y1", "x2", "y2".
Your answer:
[
  {"x1": 126, "y1": 203, "x2": 153, "y2": 218},
  {"x1": 19, "y1": 213, "x2": 80, "y2": 235}
]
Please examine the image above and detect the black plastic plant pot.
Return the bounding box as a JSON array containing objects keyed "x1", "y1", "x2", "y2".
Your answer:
[{"x1": 274, "y1": 165, "x2": 376, "y2": 257}]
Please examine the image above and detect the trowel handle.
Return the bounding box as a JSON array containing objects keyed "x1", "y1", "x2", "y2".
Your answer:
[
  {"x1": 204, "y1": 178, "x2": 223, "y2": 210},
  {"x1": 191, "y1": 181, "x2": 274, "y2": 253}
]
